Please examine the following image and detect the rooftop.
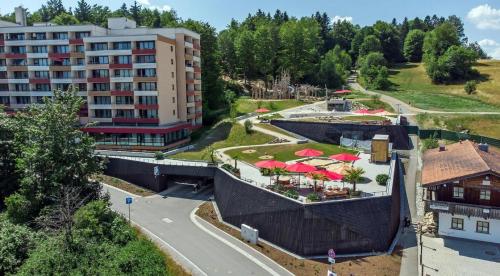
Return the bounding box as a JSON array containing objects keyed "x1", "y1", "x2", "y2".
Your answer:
[{"x1": 421, "y1": 140, "x2": 500, "y2": 186}]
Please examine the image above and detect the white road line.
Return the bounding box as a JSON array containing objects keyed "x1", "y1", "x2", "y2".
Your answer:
[
  {"x1": 162, "y1": 217, "x2": 173, "y2": 223},
  {"x1": 190, "y1": 207, "x2": 293, "y2": 276}
]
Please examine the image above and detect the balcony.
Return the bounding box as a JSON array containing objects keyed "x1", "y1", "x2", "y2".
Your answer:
[
  {"x1": 112, "y1": 117, "x2": 159, "y2": 124},
  {"x1": 69, "y1": 38, "x2": 84, "y2": 45},
  {"x1": 193, "y1": 43, "x2": 201, "y2": 50},
  {"x1": 111, "y1": 90, "x2": 133, "y2": 96},
  {"x1": 133, "y1": 76, "x2": 157, "y2": 82},
  {"x1": 132, "y1": 48, "x2": 156, "y2": 55},
  {"x1": 425, "y1": 200, "x2": 500, "y2": 219},
  {"x1": 87, "y1": 77, "x2": 110, "y2": 83},
  {"x1": 195, "y1": 101, "x2": 202, "y2": 107},
  {"x1": 194, "y1": 66, "x2": 201, "y2": 73},
  {"x1": 48, "y1": 53, "x2": 70, "y2": 59},
  {"x1": 135, "y1": 104, "x2": 159, "y2": 109},
  {"x1": 6, "y1": 53, "x2": 27, "y2": 59},
  {"x1": 0, "y1": 39, "x2": 4, "y2": 46},
  {"x1": 109, "y1": 63, "x2": 133, "y2": 69},
  {"x1": 29, "y1": 78, "x2": 50, "y2": 84},
  {"x1": 186, "y1": 90, "x2": 195, "y2": 97}
]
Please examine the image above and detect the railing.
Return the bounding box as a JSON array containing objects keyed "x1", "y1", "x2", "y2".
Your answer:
[{"x1": 425, "y1": 200, "x2": 500, "y2": 219}]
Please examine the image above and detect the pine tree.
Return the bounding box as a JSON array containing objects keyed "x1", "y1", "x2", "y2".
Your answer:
[
  {"x1": 129, "y1": 1, "x2": 142, "y2": 25},
  {"x1": 74, "y1": 0, "x2": 92, "y2": 22}
]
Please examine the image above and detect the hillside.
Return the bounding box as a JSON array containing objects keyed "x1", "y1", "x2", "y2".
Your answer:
[{"x1": 382, "y1": 60, "x2": 500, "y2": 111}]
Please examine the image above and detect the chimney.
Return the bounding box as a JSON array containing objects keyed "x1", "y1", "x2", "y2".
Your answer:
[
  {"x1": 15, "y1": 6, "x2": 27, "y2": 26},
  {"x1": 478, "y1": 143, "x2": 489, "y2": 153},
  {"x1": 439, "y1": 143, "x2": 446, "y2": 152}
]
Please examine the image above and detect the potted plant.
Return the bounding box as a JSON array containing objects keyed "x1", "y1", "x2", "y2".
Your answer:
[
  {"x1": 154, "y1": 151, "x2": 165, "y2": 160},
  {"x1": 284, "y1": 189, "x2": 299, "y2": 200},
  {"x1": 376, "y1": 174, "x2": 389, "y2": 186},
  {"x1": 306, "y1": 193, "x2": 321, "y2": 202},
  {"x1": 343, "y1": 167, "x2": 365, "y2": 192}
]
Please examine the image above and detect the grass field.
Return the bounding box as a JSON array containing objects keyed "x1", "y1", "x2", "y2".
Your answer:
[
  {"x1": 235, "y1": 98, "x2": 304, "y2": 115},
  {"x1": 170, "y1": 121, "x2": 274, "y2": 161},
  {"x1": 255, "y1": 123, "x2": 294, "y2": 137},
  {"x1": 383, "y1": 61, "x2": 500, "y2": 111},
  {"x1": 356, "y1": 99, "x2": 395, "y2": 113},
  {"x1": 417, "y1": 113, "x2": 500, "y2": 139},
  {"x1": 226, "y1": 143, "x2": 356, "y2": 164}
]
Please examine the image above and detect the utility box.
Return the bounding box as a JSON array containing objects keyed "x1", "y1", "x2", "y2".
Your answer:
[
  {"x1": 241, "y1": 224, "x2": 259, "y2": 244},
  {"x1": 371, "y1": 134, "x2": 390, "y2": 163}
]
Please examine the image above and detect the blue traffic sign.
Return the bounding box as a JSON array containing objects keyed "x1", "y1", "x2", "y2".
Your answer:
[{"x1": 126, "y1": 197, "x2": 133, "y2": 204}]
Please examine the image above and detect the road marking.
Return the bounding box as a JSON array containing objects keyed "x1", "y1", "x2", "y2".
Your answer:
[
  {"x1": 162, "y1": 217, "x2": 173, "y2": 223},
  {"x1": 190, "y1": 207, "x2": 293, "y2": 276}
]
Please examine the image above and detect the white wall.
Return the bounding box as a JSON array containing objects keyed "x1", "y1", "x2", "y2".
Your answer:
[{"x1": 438, "y1": 212, "x2": 500, "y2": 243}]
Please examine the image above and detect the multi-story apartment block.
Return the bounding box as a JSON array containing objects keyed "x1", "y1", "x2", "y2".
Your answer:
[
  {"x1": 0, "y1": 7, "x2": 202, "y2": 150},
  {"x1": 422, "y1": 141, "x2": 499, "y2": 243}
]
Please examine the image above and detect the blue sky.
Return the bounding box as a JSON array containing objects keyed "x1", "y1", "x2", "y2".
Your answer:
[{"x1": 2, "y1": 0, "x2": 500, "y2": 58}]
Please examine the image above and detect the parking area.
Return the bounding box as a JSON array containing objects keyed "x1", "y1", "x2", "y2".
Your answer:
[{"x1": 421, "y1": 235, "x2": 500, "y2": 276}]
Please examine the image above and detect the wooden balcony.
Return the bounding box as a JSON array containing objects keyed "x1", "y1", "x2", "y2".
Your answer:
[{"x1": 425, "y1": 200, "x2": 500, "y2": 219}]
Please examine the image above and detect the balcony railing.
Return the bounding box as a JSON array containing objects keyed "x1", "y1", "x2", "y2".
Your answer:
[
  {"x1": 425, "y1": 200, "x2": 500, "y2": 219},
  {"x1": 112, "y1": 117, "x2": 159, "y2": 124}
]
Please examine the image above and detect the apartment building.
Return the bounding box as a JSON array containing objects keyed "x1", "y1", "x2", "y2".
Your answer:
[
  {"x1": 422, "y1": 141, "x2": 499, "y2": 243},
  {"x1": 0, "y1": 7, "x2": 202, "y2": 150}
]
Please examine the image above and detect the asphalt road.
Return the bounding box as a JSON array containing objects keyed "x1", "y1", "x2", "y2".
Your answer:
[{"x1": 104, "y1": 183, "x2": 292, "y2": 276}]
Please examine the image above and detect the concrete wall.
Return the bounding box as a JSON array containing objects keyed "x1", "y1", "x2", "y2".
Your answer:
[
  {"x1": 271, "y1": 120, "x2": 411, "y2": 150},
  {"x1": 438, "y1": 213, "x2": 499, "y2": 243}
]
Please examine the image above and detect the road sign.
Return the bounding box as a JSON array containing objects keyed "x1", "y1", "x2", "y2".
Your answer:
[
  {"x1": 328, "y1": 257, "x2": 336, "y2": 264},
  {"x1": 125, "y1": 197, "x2": 133, "y2": 205},
  {"x1": 327, "y1": 270, "x2": 337, "y2": 276},
  {"x1": 153, "y1": 166, "x2": 160, "y2": 176},
  {"x1": 328, "y1": 249, "x2": 336, "y2": 259}
]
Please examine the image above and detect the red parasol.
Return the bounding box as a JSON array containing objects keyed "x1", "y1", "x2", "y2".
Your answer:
[
  {"x1": 294, "y1": 148, "x2": 324, "y2": 157},
  {"x1": 255, "y1": 108, "x2": 270, "y2": 113},
  {"x1": 254, "y1": 160, "x2": 287, "y2": 169},
  {"x1": 308, "y1": 169, "x2": 344, "y2": 181},
  {"x1": 354, "y1": 109, "x2": 370, "y2": 114},
  {"x1": 333, "y1": 89, "x2": 352, "y2": 94},
  {"x1": 285, "y1": 162, "x2": 317, "y2": 173},
  {"x1": 329, "y1": 153, "x2": 361, "y2": 162}
]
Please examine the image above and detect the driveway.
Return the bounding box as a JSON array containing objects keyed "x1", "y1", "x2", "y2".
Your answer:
[{"x1": 104, "y1": 183, "x2": 292, "y2": 276}]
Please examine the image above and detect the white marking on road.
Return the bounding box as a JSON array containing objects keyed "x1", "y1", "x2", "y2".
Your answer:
[
  {"x1": 162, "y1": 217, "x2": 173, "y2": 223},
  {"x1": 190, "y1": 207, "x2": 293, "y2": 276}
]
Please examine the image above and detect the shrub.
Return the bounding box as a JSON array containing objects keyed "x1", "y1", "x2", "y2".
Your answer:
[
  {"x1": 306, "y1": 193, "x2": 321, "y2": 202},
  {"x1": 464, "y1": 80, "x2": 477, "y2": 95},
  {"x1": 350, "y1": 190, "x2": 362, "y2": 197},
  {"x1": 244, "y1": 119, "x2": 253, "y2": 134},
  {"x1": 154, "y1": 151, "x2": 165, "y2": 160},
  {"x1": 260, "y1": 168, "x2": 271, "y2": 176},
  {"x1": 376, "y1": 174, "x2": 390, "y2": 186},
  {"x1": 422, "y1": 133, "x2": 439, "y2": 150},
  {"x1": 0, "y1": 217, "x2": 37, "y2": 275},
  {"x1": 284, "y1": 189, "x2": 299, "y2": 200}
]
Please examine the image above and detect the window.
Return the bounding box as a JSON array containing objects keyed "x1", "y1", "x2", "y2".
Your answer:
[
  {"x1": 15, "y1": 96, "x2": 30, "y2": 104},
  {"x1": 52, "y1": 32, "x2": 68, "y2": 40},
  {"x1": 113, "y1": 42, "x2": 131, "y2": 50},
  {"x1": 33, "y1": 58, "x2": 49, "y2": 66},
  {"x1": 34, "y1": 71, "x2": 49, "y2": 78},
  {"x1": 32, "y1": 32, "x2": 46, "y2": 40},
  {"x1": 75, "y1": 45, "x2": 85, "y2": 53},
  {"x1": 115, "y1": 109, "x2": 134, "y2": 118},
  {"x1": 173, "y1": 109, "x2": 176, "y2": 116},
  {"x1": 88, "y1": 56, "x2": 108, "y2": 64},
  {"x1": 14, "y1": 84, "x2": 29, "y2": 91},
  {"x1": 0, "y1": 47, "x2": 4, "y2": 53},
  {"x1": 453, "y1": 187, "x2": 464, "y2": 198},
  {"x1": 13, "y1": 71, "x2": 28, "y2": 79},
  {"x1": 75, "y1": 70, "x2": 86, "y2": 78},
  {"x1": 138, "y1": 96, "x2": 157, "y2": 105},
  {"x1": 52, "y1": 58, "x2": 70, "y2": 66},
  {"x1": 136, "y1": 68, "x2": 156, "y2": 77},
  {"x1": 53, "y1": 71, "x2": 71, "y2": 79},
  {"x1": 90, "y1": 43, "x2": 108, "y2": 51},
  {"x1": 138, "y1": 82, "x2": 156, "y2": 91},
  {"x1": 451, "y1": 218, "x2": 464, "y2": 230},
  {"x1": 92, "y1": 83, "x2": 110, "y2": 91},
  {"x1": 11, "y1": 46, "x2": 27, "y2": 54},
  {"x1": 94, "y1": 109, "x2": 111, "y2": 118},
  {"x1": 0, "y1": 59, "x2": 5, "y2": 66},
  {"x1": 0, "y1": 96, "x2": 10, "y2": 104},
  {"x1": 76, "y1": 58, "x2": 85, "y2": 65},
  {"x1": 75, "y1": 32, "x2": 90, "y2": 39},
  {"x1": 480, "y1": 189, "x2": 491, "y2": 200},
  {"x1": 171, "y1": 72, "x2": 174, "y2": 78},
  {"x1": 136, "y1": 55, "x2": 155, "y2": 63},
  {"x1": 32, "y1": 46, "x2": 48, "y2": 53},
  {"x1": 91, "y1": 69, "x2": 109, "y2": 78},
  {"x1": 115, "y1": 82, "x2": 133, "y2": 91},
  {"x1": 11, "y1": 59, "x2": 27, "y2": 66},
  {"x1": 170, "y1": 45, "x2": 173, "y2": 52},
  {"x1": 115, "y1": 96, "x2": 133, "y2": 105},
  {"x1": 136, "y1": 41, "x2": 155, "y2": 49},
  {"x1": 93, "y1": 96, "x2": 111, "y2": 105},
  {"x1": 139, "y1": 109, "x2": 158, "y2": 118},
  {"x1": 171, "y1": 59, "x2": 174, "y2": 65},
  {"x1": 8, "y1": 33, "x2": 25, "y2": 40},
  {"x1": 54, "y1": 83, "x2": 70, "y2": 91},
  {"x1": 114, "y1": 55, "x2": 131, "y2": 64},
  {"x1": 34, "y1": 84, "x2": 51, "y2": 91},
  {"x1": 172, "y1": 97, "x2": 175, "y2": 103},
  {"x1": 53, "y1": 45, "x2": 69, "y2": 53},
  {"x1": 0, "y1": 72, "x2": 5, "y2": 79},
  {"x1": 76, "y1": 83, "x2": 87, "y2": 91},
  {"x1": 172, "y1": 84, "x2": 175, "y2": 90},
  {"x1": 476, "y1": 221, "x2": 489, "y2": 234},
  {"x1": 0, "y1": 84, "x2": 8, "y2": 91},
  {"x1": 114, "y1": 69, "x2": 132, "y2": 77}
]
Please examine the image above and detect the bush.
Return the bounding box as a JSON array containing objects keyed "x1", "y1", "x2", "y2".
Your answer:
[
  {"x1": 376, "y1": 174, "x2": 389, "y2": 186},
  {"x1": 154, "y1": 151, "x2": 165, "y2": 160},
  {"x1": 260, "y1": 168, "x2": 271, "y2": 176},
  {"x1": 284, "y1": 189, "x2": 299, "y2": 200},
  {"x1": 306, "y1": 193, "x2": 321, "y2": 202},
  {"x1": 464, "y1": 80, "x2": 477, "y2": 95},
  {"x1": 422, "y1": 133, "x2": 439, "y2": 150},
  {"x1": 350, "y1": 190, "x2": 362, "y2": 197},
  {"x1": 244, "y1": 119, "x2": 253, "y2": 134},
  {"x1": 0, "y1": 217, "x2": 37, "y2": 275},
  {"x1": 5, "y1": 193, "x2": 33, "y2": 224}
]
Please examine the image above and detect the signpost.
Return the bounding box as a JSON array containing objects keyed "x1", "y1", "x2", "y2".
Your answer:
[
  {"x1": 125, "y1": 197, "x2": 133, "y2": 223},
  {"x1": 327, "y1": 249, "x2": 336, "y2": 276}
]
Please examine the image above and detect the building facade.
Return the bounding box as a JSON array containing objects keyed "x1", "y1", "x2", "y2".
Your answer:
[
  {"x1": 0, "y1": 9, "x2": 202, "y2": 150},
  {"x1": 422, "y1": 141, "x2": 500, "y2": 243}
]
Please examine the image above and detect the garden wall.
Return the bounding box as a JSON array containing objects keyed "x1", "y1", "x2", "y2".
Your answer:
[{"x1": 271, "y1": 120, "x2": 411, "y2": 150}]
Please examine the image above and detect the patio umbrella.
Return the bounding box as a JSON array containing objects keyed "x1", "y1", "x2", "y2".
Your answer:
[
  {"x1": 333, "y1": 89, "x2": 352, "y2": 94},
  {"x1": 285, "y1": 162, "x2": 317, "y2": 187},
  {"x1": 354, "y1": 109, "x2": 370, "y2": 114},
  {"x1": 294, "y1": 148, "x2": 324, "y2": 157},
  {"x1": 329, "y1": 153, "x2": 361, "y2": 162},
  {"x1": 310, "y1": 169, "x2": 344, "y2": 181},
  {"x1": 254, "y1": 160, "x2": 286, "y2": 169},
  {"x1": 255, "y1": 108, "x2": 270, "y2": 113}
]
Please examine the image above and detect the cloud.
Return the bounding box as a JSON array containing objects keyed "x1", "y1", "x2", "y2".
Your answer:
[
  {"x1": 467, "y1": 4, "x2": 500, "y2": 30},
  {"x1": 478, "y1": 39, "x2": 499, "y2": 47},
  {"x1": 138, "y1": 0, "x2": 172, "y2": 12},
  {"x1": 332, "y1": 16, "x2": 353, "y2": 23},
  {"x1": 492, "y1": 48, "x2": 500, "y2": 59}
]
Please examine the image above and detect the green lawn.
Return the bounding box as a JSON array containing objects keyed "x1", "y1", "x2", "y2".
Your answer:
[
  {"x1": 226, "y1": 143, "x2": 357, "y2": 164},
  {"x1": 417, "y1": 113, "x2": 500, "y2": 139},
  {"x1": 355, "y1": 99, "x2": 395, "y2": 113},
  {"x1": 255, "y1": 123, "x2": 294, "y2": 137},
  {"x1": 382, "y1": 61, "x2": 500, "y2": 111},
  {"x1": 170, "y1": 121, "x2": 274, "y2": 161},
  {"x1": 235, "y1": 98, "x2": 305, "y2": 115}
]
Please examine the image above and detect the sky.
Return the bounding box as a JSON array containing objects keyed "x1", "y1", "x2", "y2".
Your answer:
[{"x1": 2, "y1": 0, "x2": 500, "y2": 58}]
